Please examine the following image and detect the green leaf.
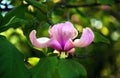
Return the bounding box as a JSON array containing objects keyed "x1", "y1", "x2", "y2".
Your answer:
[
  {"x1": 31, "y1": 56, "x2": 58, "y2": 78},
  {"x1": 11, "y1": 0, "x2": 22, "y2": 6},
  {"x1": 75, "y1": 9, "x2": 90, "y2": 26},
  {"x1": 98, "y1": 0, "x2": 115, "y2": 4},
  {"x1": 0, "y1": 17, "x2": 28, "y2": 32},
  {"x1": 58, "y1": 59, "x2": 87, "y2": 78},
  {"x1": 25, "y1": 0, "x2": 48, "y2": 13},
  {"x1": 94, "y1": 32, "x2": 110, "y2": 44},
  {"x1": 30, "y1": 8, "x2": 47, "y2": 21},
  {"x1": 0, "y1": 14, "x2": 3, "y2": 26},
  {"x1": 31, "y1": 56, "x2": 87, "y2": 78},
  {"x1": 0, "y1": 35, "x2": 30, "y2": 78},
  {"x1": 1, "y1": 4, "x2": 28, "y2": 26}
]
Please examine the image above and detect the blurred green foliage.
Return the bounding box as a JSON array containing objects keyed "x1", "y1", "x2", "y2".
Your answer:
[{"x1": 0, "y1": 0, "x2": 120, "y2": 78}]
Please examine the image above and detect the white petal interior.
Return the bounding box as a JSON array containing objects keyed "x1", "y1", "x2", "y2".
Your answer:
[{"x1": 37, "y1": 37, "x2": 50, "y2": 44}]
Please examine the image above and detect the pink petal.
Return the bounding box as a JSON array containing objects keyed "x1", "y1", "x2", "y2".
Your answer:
[
  {"x1": 49, "y1": 21, "x2": 78, "y2": 45},
  {"x1": 49, "y1": 39, "x2": 62, "y2": 51},
  {"x1": 29, "y1": 30, "x2": 50, "y2": 48},
  {"x1": 74, "y1": 27, "x2": 94, "y2": 47},
  {"x1": 64, "y1": 39, "x2": 74, "y2": 51},
  {"x1": 67, "y1": 48, "x2": 75, "y2": 55},
  {"x1": 61, "y1": 22, "x2": 78, "y2": 40}
]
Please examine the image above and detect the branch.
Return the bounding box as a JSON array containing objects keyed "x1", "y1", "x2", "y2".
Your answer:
[
  {"x1": 74, "y1": 54, "x2": 96, "y2": 59},
  {"x1": 55, "y1": 3, "x2": 102, "y2": 8},
  {"x1": 64, "y1": 3, "x2": 102, "y2": 8}
]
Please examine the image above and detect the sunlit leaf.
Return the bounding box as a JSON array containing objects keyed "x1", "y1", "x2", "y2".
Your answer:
[
  {"x1": 28, "y1": 57, "x2": 40, "y2": 66},
  {"x1": 0, "y1": 35, "x2": 30, "y2": 78}
]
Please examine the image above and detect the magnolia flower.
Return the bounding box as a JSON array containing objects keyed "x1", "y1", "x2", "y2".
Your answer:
[{"x1": 29, "y1": 21, "x2": 94, "y2": 56}]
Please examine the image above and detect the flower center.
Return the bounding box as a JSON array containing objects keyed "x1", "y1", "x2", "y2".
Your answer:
[{"x1": 59, "y1": 52, "x2": 69, "y2": 59}]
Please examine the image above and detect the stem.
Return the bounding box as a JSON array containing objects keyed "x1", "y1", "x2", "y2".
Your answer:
[{"x1": 59, "y1": 52, "x2": 68, "y2": 59}]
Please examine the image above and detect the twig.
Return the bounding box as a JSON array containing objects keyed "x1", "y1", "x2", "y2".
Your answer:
[
  {"x1": 65, "y1": 3, "x2": 102, "y2": 8},
  {"x1": 74, "y1": 54, "x2": 96, "y2": 59}
]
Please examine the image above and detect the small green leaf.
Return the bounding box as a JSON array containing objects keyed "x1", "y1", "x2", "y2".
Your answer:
[
  {"x1": 0, "y1": 35, "x2": 30, "y2": 78},
  {"x1": 94, "y1": 32, "x2": 110, "y2": 44},
  {"x1": 98, "y1": 0, "x2": 115, "y2": 4}
]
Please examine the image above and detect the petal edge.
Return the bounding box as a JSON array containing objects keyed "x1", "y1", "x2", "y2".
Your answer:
[
  {"x1": 74, "y1": 27, "x2": 94, "y2": 47},
  {"x1": 29, "y1": 30, "x2": 50, "y2": 48}
]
